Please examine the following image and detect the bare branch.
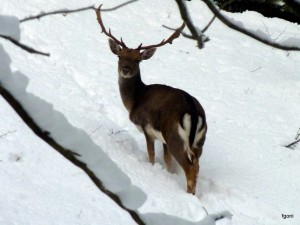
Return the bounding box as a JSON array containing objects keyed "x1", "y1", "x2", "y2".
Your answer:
[
  {"x1": 162, "y1": 25, "x2": 194, "y2": 39},
  {"x1": 162, "y1": 24, "x2": 210, "y2": 42},
  {"x1": 0, "y1": 34, "x2": 50, "y2": 56},
  {"x1": 171, "y1": 0, "x2": 236, "y2": 47},
  {"x1": 100, "y1": 0, "x2": 138, "y2": 11},
  {"x1": 175, "y1": 0, "x2": 206, "y2": 48},
  {"x1": 20, "y1": 5, "x2": 94, "y2": 23},
  {"x1": 20, "y1": 0, "x2": 138, "y2": 23},
  {"x1": 201, "y1": 0, "x2": 300, "y2": 51}
]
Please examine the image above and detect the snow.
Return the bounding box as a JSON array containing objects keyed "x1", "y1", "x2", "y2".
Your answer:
[
  {"x1": 0, "y1": 93, "x2": 136, "y2": 225},
  {"x1": 1, "y1": 0, "x2": 300, "y2": 225}
]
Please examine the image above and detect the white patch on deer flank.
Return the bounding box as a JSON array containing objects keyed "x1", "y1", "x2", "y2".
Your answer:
[
  {"x1": 145, "y1": 124, "x2": 166, "y2": 144},
  {"x1": 192, "y1": 117, "x2": 205, "y2": 147},
  {"x1": 178, "y1": 113, "x2": 194, "y2": 162}
]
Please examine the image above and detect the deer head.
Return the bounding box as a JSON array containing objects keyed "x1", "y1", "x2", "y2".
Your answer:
[{"x1": 96, "y1": 5, "x2": 185, "y2": 78}]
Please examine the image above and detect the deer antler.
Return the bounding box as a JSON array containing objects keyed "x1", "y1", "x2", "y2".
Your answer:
[
  {"x1": 136, "y1": 22, "x2": 185, "y2": 50},
  {"x1": 96, "y1": 4, "x2": 127, "y2": 48}
]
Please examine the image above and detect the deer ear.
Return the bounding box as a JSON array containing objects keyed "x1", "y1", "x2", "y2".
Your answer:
[
  {"x1": 140, "y1": 48, "x2": 156, "y2": 60},
  {"x1": 109, "y1": 38, "x2": 121, "y2": 55}
]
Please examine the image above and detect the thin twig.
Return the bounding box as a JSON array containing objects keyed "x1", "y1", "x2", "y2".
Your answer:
[
  {"x1": 202, "y1": 0, "x2": 237, "y2": 33},
  {"x1": 162, "y1": 24, "x2": 210, "y2": 42},
  {"x1": 20, "y1": 5, "x2": 94, "y2": 22},
  {"x1": 116, "y1": 139, "x2": 129, "y2": 143},
  {"x1": 0, "y1": 34, "x2": 50, "y2": 56},
  {"x1": 89, "y1": 125, "x2": 103, "y2": 136},
  {"x1": 162, "y1": 25, "x2": 194, "y2": 39},
  {"x1": 202, "y1": 15, "x2": 216, "y2": 33},
  {"x1": 295, "y1": 128, "x2": 300, "y2": 140},
  {"x1": 285, "y1": 139, "x2": 300, "y2": 149},
  {"x1": 77, "y1": 208, "x2": 83, "y2": 218},
  {"x1": 0, "y1": 130, "x2": 17, "y2": 138},
  {"x1": 20, "y1": 0, "x2": 138, "y2": 23},
  {"x1": 100, "y1": 0, "x2": 138, "y2": 11},
  {"x1": 250, "y1": 66, "x2": 262, "y2": 72},
  {"x1": 108, "y1": 129, "x2": 126, "y2": 136},
  {"x1": 286, "y1": 128, "x2": 300, "y2": 148},
  {"x1": 202, "y1": 205, "x2": 209, "y2": 216}
]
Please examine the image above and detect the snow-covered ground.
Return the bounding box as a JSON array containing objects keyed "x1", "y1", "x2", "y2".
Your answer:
[{"x1": 1, "y1": 0, "x2": 300, "y2": 224}]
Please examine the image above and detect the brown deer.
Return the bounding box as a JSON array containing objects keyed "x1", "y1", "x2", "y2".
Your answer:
[{"x1": 96, "y1": 5, "x2": 207, "y2": 194}]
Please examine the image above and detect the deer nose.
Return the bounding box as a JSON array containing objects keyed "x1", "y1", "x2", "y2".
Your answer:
[{"x1": 122, "y1": 66, "x2": 131, "y2": 75}]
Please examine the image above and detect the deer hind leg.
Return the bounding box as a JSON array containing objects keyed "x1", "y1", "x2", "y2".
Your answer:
[
  {"x1": 163, "y1": 144, "x2": 172, "y2": 172},
  {"x1": 167, "y1": 141, "x2": 199, "y2": 194},
  {"x1": 174, "y1": 147, "x2": 199, "y2": 194},
  {"x1": 182, "y1": 152, "x2": 199, "y2": 195}
]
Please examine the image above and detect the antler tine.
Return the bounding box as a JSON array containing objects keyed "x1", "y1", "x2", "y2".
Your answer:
[
  {"x1": 96, "y1": 4, "x2": 127, "y2": 48},
  {"x1": 137, "y1": 22, "x2": 185, "y2": 50}
]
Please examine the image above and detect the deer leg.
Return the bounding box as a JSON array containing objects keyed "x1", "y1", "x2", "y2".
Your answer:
[
  {"x1": 183, "y1": 157, "x2": 199, "y2": 195},
  {"x1": 143, "y1": 131, "x2": 155, "y2": 165},
  {"x1": 184, "y1": 145, "x2": 202, "y2": 195},
  {"x1": 168, "y1": 143, "x2": 200, "y2": 194},
  {"x1": 163, "y1": 144, "x2": 172, "y2": 172}
]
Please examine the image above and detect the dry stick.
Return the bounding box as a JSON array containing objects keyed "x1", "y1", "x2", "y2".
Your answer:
[
  {"x1": 20, "y1": 0, "x2": 138, "y2": 23},
  {"x1": 0, "y1": 34, "x2": 50, "y2": 56},
  {"x1": 162, "y1": 25, "x2": 194, "y2": 39},
  {"x1": 201, "y1": 0, "x2": 300, "y2": 51}
]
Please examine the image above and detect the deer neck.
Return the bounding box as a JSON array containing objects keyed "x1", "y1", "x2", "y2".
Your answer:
[{"x1": 118, "y1": 69, "x2": 146, "y2": 112}]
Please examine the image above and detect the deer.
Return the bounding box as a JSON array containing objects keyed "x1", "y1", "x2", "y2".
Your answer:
[{"x1": 96, "y1": 5, "x2": 207, "y2": 194}]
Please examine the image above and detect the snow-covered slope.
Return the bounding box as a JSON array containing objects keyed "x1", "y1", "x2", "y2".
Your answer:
[
  {"x1": 0, "y1": 90, "x2": 136, "y2": 225},
  {"x1": 1, "y1": 0, "x2": 300, "y2": 224}
]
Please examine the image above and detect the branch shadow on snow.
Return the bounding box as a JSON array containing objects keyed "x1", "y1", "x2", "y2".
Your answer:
[{"x1": 0, "y1": 16, "x2": 231, "y2": 225}]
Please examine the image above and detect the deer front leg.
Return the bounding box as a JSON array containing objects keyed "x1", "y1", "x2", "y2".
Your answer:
[
  {"x1": 143, "y1": 130, "x2": 155, "y2": 165},
  {"x1": 163, "y1": 144, "x2": 172, "y2": 172}
]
